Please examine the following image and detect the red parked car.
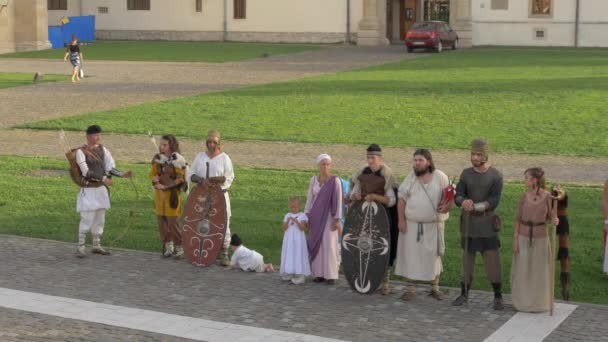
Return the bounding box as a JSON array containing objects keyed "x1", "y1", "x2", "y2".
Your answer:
[{"x1": 405, "y1": 21, "x2": 458, "y2": 53}]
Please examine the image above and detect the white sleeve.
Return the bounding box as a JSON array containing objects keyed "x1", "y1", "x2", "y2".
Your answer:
[
  {"x1": 398, "y1": 173, "x2": 414, "y2": 200},
  {"x1": 188, "y1": 153, "x2": 201, "y2": 180},
  {"x1": 103, "y1": 146, "x2": 115, "y2": 173},
  {"x1": 283, "y1": 213, "x2": 290, "y2": 223},
  {"x1": 333, "y1": 177, "x2": 343, "y2": 219},
  {"x1": 75, "y1": 149, "x2": 88, "y2": 176},
  {"x1": 350, "y1": 176, "x2": 361, "y2": 200},
  {"x1": 386, "y1": 189, "x2": 396, "y2": 207},
  {"x1": 230, "y1": 249, "x2": 239, "y2": 266},
  {"x1": 221, "y1": 154, "x2": 235, "y2": 190},
  {"x1": 298, "y1": 213, "x2": 308, "y2": 223}
]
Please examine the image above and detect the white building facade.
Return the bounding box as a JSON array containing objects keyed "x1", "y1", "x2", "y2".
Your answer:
[{"x1": 1, "y1": 0, "x2": 606, "y2": 54}]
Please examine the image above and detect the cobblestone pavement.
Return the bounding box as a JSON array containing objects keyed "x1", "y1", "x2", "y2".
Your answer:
[{"x1": 2, "y1": 235, "x2": 607, "y2": 341}]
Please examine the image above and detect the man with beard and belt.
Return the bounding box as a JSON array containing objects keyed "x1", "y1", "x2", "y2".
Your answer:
[
  {"x1": 350, "y1": 144, "x2": 398, "y2": 295},
  {"x1": 394, "y1": 149, "x2": 451, "y2": 301},
  {"x1": 75, "y1": 125, "x2": 132, "y2": 258},
  {"x1": 452, "y1": 139, "x2": 505, "y2": 310},
  {"x1": 189, "y1": 130, "x2": 235, "y2": 266}
]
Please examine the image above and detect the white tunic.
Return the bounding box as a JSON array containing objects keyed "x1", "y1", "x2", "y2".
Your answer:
[
  {"x1": 280, "y1": 212, "x2": 311, "y2": 276},
  {"x1": 189, "y1": 152, "x2": 234, "y2": 218},
  {"x1": 394, "y1": 170, "x2": 449, "y2": 281},
  {"x1": 75, "y1": 146, "x2": 115, "y2": 213},
  {"x1": 231, "y1": 245, "x2": 264, "y2": 272}
]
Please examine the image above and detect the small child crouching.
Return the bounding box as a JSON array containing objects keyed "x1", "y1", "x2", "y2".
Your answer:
[{"x1": 229, "y1": 234, "x2": 275, "y2": 273}]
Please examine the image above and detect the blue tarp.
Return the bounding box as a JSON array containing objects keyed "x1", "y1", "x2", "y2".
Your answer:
[
  {"x1": 48, "y1": 26, "x2": 63, "y2": 49},
  {"x1": 48, "y1": 15, "x2": 95, "y2": 49}
]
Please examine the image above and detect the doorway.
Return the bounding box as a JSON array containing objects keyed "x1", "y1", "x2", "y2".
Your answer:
[{"x1": 399, "y1": 0, "x2": 417, "y2": 41}]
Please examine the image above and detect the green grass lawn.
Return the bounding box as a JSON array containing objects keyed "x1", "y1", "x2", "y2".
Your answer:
[
  {"x1": 0, "y1": 41, "x2": 322, "y2": 63},
  {"x1": 0, "y1": 72, "x2": 67, "y2": 89},
  {"x1": 1, "y1": 156, "x2": 605, "y2": 303},
  {"x1": 21, "y1": 48, "x2": 608, "y2": 157}
]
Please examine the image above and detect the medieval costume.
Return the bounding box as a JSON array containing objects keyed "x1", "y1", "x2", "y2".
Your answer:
[
  {"x1": 452, "y1": 139, "x2": 504, "y2": 310},
  {"x1": 149, "y1": 150, "x2": 187, "y2": 258},
  {"x1": 552, "y1": 185, "x2": 570, "y2": 300},
  {"x1": 306, "y1": 154, "x2": 342, "y2": 283},
  {"x1": 189, "y1": 130, "x2": 234, "y2": 266},
  {"x1": 511, "y1": 188, "x2": 555, "y2": 313},
  {"x1": 75, "y1": 125, "x2": 131, "y2": 257},
  {"x1": 395, "y1": 168, "x2": 449, "y2": 299},
  {"x1": 349, "y1": 144, "x2": 398, "y2": 294},
  {"x1": 280, "y1": 210, "x2": 311, "y2": 284}
]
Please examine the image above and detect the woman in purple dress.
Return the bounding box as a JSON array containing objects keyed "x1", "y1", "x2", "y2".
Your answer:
[{"x1": 305, "y1": 154, "x2": 343, "y2": 285}]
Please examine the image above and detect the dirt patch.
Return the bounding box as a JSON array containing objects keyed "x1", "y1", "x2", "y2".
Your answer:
[
  {"x1": 3, "y1": 129, "x2": 607, "y2": 185},
  {"x1": 26, "y1": 168, "x2": 69, "y2": 178}
]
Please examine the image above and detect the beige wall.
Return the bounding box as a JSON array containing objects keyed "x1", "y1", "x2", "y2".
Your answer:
[
  {"x1": 472, "y1": 0, "x2": 608, "y2": 47},
  {"x1": 80, "y1": 0, "x2": 363, "y2": 43},
  {"x1": 47, "y1": 0, "x2": 81, "y2": 26},
  {"x1": 0, "y1": 1, "x2": 16, "y2": 53},
  {"x1": 0, "y1": 0, "x2": 50, "y2": 53}
]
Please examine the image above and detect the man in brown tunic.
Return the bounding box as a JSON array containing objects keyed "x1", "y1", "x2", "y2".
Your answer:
[{"x1": 350, "y1": 144, "x2": 398, "y2": 295}]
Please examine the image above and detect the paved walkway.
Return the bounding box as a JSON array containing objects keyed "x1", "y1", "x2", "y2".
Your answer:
[
  {"x1": 1, "y1": 46, "x2": 606, "y2": 184},
  {"x1": 2, "y1": 129, "x2": 606, "y2": 184},
  {"x1": 0, "y1": 46, "x2": 414, "y2": 129},
  {"x1": 3, "y1": 235, "x2": 606, "y2": 342}
]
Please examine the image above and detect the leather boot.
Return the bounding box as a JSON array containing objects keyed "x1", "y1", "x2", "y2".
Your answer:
[
  {"x1": 560, "y1": 272, "x2": 570, "y2": 301},
  {"x1": 91, "y1": 235, "x2": 110, "y2": 255},
  {"x1": 492, "y1": 283, "x2": 504, "y2": 310},
  {"x1": 451, "y1": 282, "x2": 468, "y2": 306},
  {"x1": 380, "y1": 270, "x2": 391, "y2": 295}
]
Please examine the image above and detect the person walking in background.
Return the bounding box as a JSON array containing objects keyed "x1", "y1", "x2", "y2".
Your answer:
[{"x1": 63, "y1": 35, "x2": 83, "y2": 82}]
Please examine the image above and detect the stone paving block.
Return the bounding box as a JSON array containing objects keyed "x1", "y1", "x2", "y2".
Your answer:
[{"x1": 1, "y1": 235, "x2": 606, "y2": 341}]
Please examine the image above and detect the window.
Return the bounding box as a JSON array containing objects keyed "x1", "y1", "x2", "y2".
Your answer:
[
  {"x1": 234, "y1": 0, "x2": 246, "y2": 19},
  {"x1": 98, "y1": 7, "x2": 109, "y2": 14},
  {"x1": 196, "y1": 0, "x2": 203, "y2": 13},
  {"x1": 48, "y1": 0, "x2": 67, "y2": 10},
  {"x1": 491, "y1": 0, "x2": 508, "y2": 10},
  {"x1": 531, "y1": 0, "x2": 550, "y2": 16},
  {"x1": 127, "y1": 0, "x2": 150, "y2": 11}
]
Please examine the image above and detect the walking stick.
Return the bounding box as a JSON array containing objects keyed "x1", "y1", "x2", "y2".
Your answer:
[
  {"x1": 550, "y1": 198, "x2": 558, "y2": 316},
  {"x1": 463, "y1": 211, "x2": 471, "y2": 306}
]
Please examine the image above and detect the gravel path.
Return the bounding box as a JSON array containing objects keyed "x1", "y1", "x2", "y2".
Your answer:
[
  {"x1": 3, "y1": 129, "x2": 606, "y2": 185},
  {"x1": 0, "y1": 46, "x2": 606, "y2": 184}
]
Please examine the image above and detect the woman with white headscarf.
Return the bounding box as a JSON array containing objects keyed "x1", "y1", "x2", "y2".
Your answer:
[{"x1": 305, "y1": 154, "x2": 343, "y2": 285}]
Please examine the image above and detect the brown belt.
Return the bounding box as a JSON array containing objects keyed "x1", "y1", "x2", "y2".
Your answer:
[
  {"x1": 520, "y1": 220, "x2": 546, "y2": 247},
  {"x1": 470, "y1": 210, "x2": 492, "y2": 217}
]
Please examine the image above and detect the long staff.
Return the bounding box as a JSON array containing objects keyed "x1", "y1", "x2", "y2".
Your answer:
[
  {"x1": 550, "y1": 198, "x2": 558, "y2": 316},
  {"x1": 463, "y1": 211, "x2": 471, "y2": 306}
]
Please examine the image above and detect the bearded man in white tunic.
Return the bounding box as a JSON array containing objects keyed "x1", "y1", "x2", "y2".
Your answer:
[
  {"x1": 189, "y1": 130, "x2": 235, "y2": 266},
  {"x1": 395, "y1": 149, "x2": 451, "y2": 301},
  {"x1": 76, "y1": 125, "x2": 132, "y2": 257}
]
